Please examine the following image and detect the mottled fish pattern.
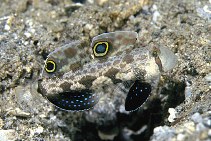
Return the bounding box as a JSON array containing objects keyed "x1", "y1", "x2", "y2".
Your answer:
[{"x1": 38, "y1": 31, "x2": 177, "y2": 112}]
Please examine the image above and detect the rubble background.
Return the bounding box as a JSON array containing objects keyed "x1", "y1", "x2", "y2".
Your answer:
[{"x1": 0, "y1": 0, "x2": 210, "y2": 140}]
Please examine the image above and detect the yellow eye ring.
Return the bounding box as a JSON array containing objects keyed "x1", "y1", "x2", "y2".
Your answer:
[
  {"x1": 93, "y1": 41, "x2": 109, "y2": 57},
  {"x1": 45, "y1": 60, "x2": 56, "y2": 73}
]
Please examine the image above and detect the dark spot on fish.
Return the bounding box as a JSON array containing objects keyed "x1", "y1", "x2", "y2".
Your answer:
[
  {"x1": 136, "y1": 55, "x2": 147, "y2": 61},
  {"x1": 104, "y1": 68, "x2": 121, "y2": 84},
  {"x1": 78, "y1": 75, "x2": 97, "y2": 88},
  {"x1": 122, "y1": 38, "x2": 137, "y2": 45},
  {"x1": 122, "y1": 54, "x2": 134, "y2": 64},
  {"x1": 120, "y1": 63, "x2": 126, "y2": 68},
  {"x1": 106, "y1": 62, "x2": 112, "y2": 67},
  {"x1": 113, "y1": 59, "x2": 121, "y2": 65},
  {"x1": 90, "y1": 67, "x2": 96, "y2": 73},
  {"x1": 64, "y1": 47, "x2": 77, "y2": 58},
  {"x1": 115, "y1": 50, "x2": 124, "y2": 56},
  {"x1": 97, "y1": 64, "x2": 103, "y2": 69},
  {"x1": 60, "y1": 81, "x2": 73, "y2": 91},
  {"x1": 116, "y1": 34, "x2": 124, "y2": 40},
  {"x1": 82, "y1": 69, "x2": 87, "y2": 74},
  {"x1": 49, "y1": 83, "x2": 57, "y2": 88},
  {"x1": 69, "y1": 62, "x2": 82, "y2": 72}
]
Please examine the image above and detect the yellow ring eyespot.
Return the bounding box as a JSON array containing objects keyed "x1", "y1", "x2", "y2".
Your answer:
[
  {"x1": 93, "y1": 41, "x2": 109, "y2": 57},
  {"x1": 45, "y1": 60, "x2": 56, "y2": 73}
]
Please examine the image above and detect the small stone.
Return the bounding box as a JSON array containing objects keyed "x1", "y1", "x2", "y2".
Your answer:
[
  {"x1": 204, "y1": 73, "x2": 211, "y2": 87},
  {"x1": 24, "y1": 32, "x2": 32, "y2": 38},
  {"x1": 35, "y1": 126, "x2": 44, "y2": 134},
  {"x1": 196, "y1": 123, "x2": 206, "y2": 132},
  {"x1": 203, "y1": 116, "x2": 211, "y2": 128},
  {"x1": 96, "y1": 0, "x2": 109, "y2": 6},
  {"x1": 0, "y1": 130, "x2": 17, "y2": 141},
  {"x1": 119, "y1": 105, "x2": 129, "y2": 114},
  {"x1": 151, "y1": 126, "x2": 175, "y2": 141},
  {"x1": 191, "y1": 112, "x2": 203, "y2": 124},
  {"x1": 4, "y1": 16, "x2": 14, "y2": 31},
  {"x1": 204, "y1": 73, "x2": 211, "y2": 82},
  {"x1": 200, "y1": 129, "x2": 209, "y2": 140},
  {"x1": 183, "y1": 122, "x2": 195, "y2": 133},
  {"x1": 0, "y1": 118, "x2": 3, "y2": 128},
  {"x1": 185, "y1": 80, "x2": 192, "y2": 101},
  {"x1": 84, "y1": 24, "x2": 94, "y2": 32},
  {"x1": 16, "y1": 0, "x2": 28, "y2": 13},
  {"x1": 208, "y1": 129, "x2": 211, "y2": 138},
  {"x1": 168, "y1": 108, "x2": 177, "y2": 122},
  {"x1": 177, "y1": 133, "x2": 186, "y2": 141},
  {"x1": 4, "y1": 25, "x2": 10, "y2": 31},
  {"x1": 6, "y1": 108, "x2": 31, "y2": 118},
  {"x1": 98, "y1": 129, "x2": 118, "y2": 140},
  {"x1": 87, "y1": 0, "x2": 94, "y2": 4}
]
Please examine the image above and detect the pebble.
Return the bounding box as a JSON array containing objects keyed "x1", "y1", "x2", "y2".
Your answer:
[
  {"x1": 204, "y1": 73, "x2": 211, "y2": 87},
  {"x1": 0, "y1": 130, "x2": 17, "y2": 141},
  {"x1": 0, "y1": 118, "x2": 3, "y2": 128},
  {"x1": 84, "y1": 24, "x2": 94, "y2": 32},
  {"x1": 4, "y1": 25, "x2": 10, "y2": 31},
  {"x1": 191, "y1": 112, "x2": 203, "y2": 124},
  {"x1": 96, "y1": 0, "x2": 109, "y2": 6},
  {"x1": 87, "y1": 0, "x2": 94, "y2": 4},
  {"x1": 185, "y1": 80, "x2": 192, "y2": 101},
  {"x1": 168, "y1": 108, "x2": 177, "y2": 122},
  {"x1": 208, "y1": 129, "x2": 211, "y2": 138},
  {"x1": 196, "y1": 123, "x2": 206, "y2": 132},
  {"x1": 6, "y1": 108, "x2": 31, "y2": 118},
  {"x1": 24, "y1": 32, "x2": 32, "y2": 38},
  {"x1": 176, "y1": 133, "x2": 186, "y2": 141},
  {"x1": 204, "y1": 73, "x2": 211, "y2": 82},
  {"x1": 98, "y1": 130, "x2": 117, "y2": 140},
  {"x1": 203, "y1": 116, "x2": 211, "y2": 128},
  {"x1": 151, "y1": 126, "x2": 175, "y2": 141},
  {"x1": 119, "y1": 105, "x2": 130, "y2": 114},
  {"x1": 200, "y1": 129, "x2": 209, "y2": 140},
  {"x1": 183, "y1": 122, "x2": 195, "y2": 133},
  {"x1": 196, "y1": 1, "x2": 211, "y2": 21},
  {"x1": 35, "y1": 126, "x2": 44, "y2": 134}
]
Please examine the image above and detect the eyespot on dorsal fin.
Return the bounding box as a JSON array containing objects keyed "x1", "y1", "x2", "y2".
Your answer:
[
  {"x1": 125, "y1": 81, "x2": 151, "y2": 112},
  {"x1": 91, "y1": 31, "x2": 138, "y2": 58},
  {"x1": 41, "y1": 41, "x2": 91, "y2": 78}
]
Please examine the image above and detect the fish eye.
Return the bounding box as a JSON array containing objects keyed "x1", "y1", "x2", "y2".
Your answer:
[
  {"x1": 93, "y1": 41, "x2": 109, "y2": 57},
  {"x1": 45, "y1": 60, "x2": 56, "y2": 73}
]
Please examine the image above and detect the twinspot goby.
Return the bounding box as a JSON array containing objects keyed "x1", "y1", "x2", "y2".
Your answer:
[{"x1": 37, "y1": 31, "x2": 177, "y2": 112}]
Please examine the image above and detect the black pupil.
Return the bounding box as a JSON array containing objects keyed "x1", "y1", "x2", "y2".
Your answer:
[
  {"x1": 47, "y1": 62, "x2": 54, "y2": 70},
  {"x1": 96, "y1": 43, "x2": 106, "y2": 53}
]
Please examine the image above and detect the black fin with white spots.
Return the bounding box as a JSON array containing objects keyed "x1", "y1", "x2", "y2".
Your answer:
[
  {"x1": 47, "y1": 90, "x2": 99, "y2": 111},
  {"x1": 125, "y1": 81, "x2": 151, "y2": 111}
]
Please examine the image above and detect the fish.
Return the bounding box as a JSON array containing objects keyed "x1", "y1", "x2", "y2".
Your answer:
[{"x1": 37, "y1": 31, "x2": 177, "y2": 111}]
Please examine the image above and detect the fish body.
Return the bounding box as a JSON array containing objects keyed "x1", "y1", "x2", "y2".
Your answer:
[{"x1": 38, "y1": 31, "x2": 177, "y2": 111}]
